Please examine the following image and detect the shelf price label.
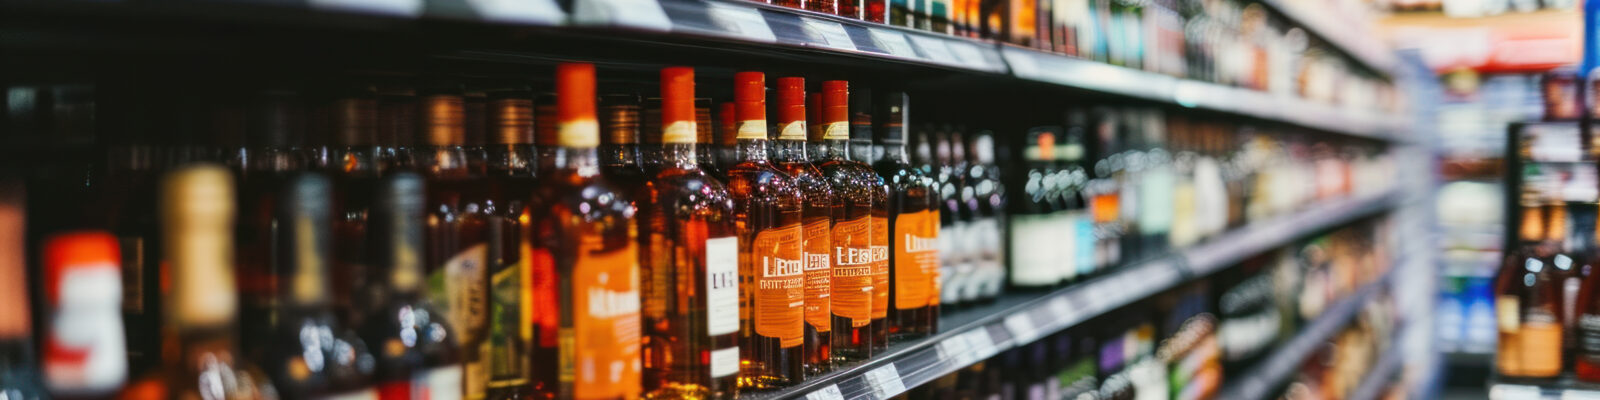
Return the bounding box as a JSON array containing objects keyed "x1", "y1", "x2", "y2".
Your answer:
[
  {"x1": 1003, "y1": 313, "x2": 1038, "y2": 343},
  {"x1": 963, "y1": 327, "x2": 995, "y2": 358},
  {"x1": 807, "y1": 384, "x2": 846, "y2": 400},
  {"x1": 572, "y1": 0, "x2": 672, "y2": 30},
  {"x1": 864, "y1": 363, "x2": 907, "y2": 399},
  {"x1": 867, "y1": 28, "x2": 917, "y2": 59},
  {"x1": 800, "y1": 18, "x2": 858, "y2": 51},
  {"x1": 1563, "y1": 390, "x2": 1600, "y2": 400},
  {"x1": 938, "y1": 334, "x2": 974, "y2": 365},
  {"x1": 705, "y1": 2, "x2": 776, "y2": 42},
  {"x1": 944, "y1": 41, "x2": 990, "y2": 70},
  {"x1": 907, "y1": 35, "x2": 957, "y2": 65},
  {"x1": 1490, "y1": 384, "x2": 1542, "y2": 400},
  {"x1": 464, "y1": 0, "x2": 565, "y2": 24}
]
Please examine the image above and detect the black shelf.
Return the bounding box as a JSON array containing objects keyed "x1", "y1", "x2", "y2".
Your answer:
[
  {"x1": 1, "y1": 0, "x2": 1407, "y2": 141},
  {"x1": 740, "y1": 192, "x2": 1399, "y2": 400},
  {"x1": 1215, "y1": 268, "x2": 1396, "y2": 400}
]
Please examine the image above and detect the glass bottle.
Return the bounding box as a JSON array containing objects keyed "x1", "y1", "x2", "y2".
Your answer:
[
  {"x1": 637, "y1": 67, "x2": 741, "y2": 399},
  {"x1": 1007, "y1": 127, "x2": 1060, "y2": 290},
  {"x1": 0, "y1": 180, "x2": 46, "y2": 400},
  {"x1": 871, "y1": 91, "x2": 939, "y2": 342},
  {"x1": 1057, "y1": 121, "x2": 1093, "y2": 282},
  {"x1": 601, "y1": 94, "x2": 652, "y2": 208},
  {"x1": 41, "y1": 232, "x2": 130, "y2": 397},
  {"x1": 117, "y1": 165, "x2": 277, "y2": 400},
  {"x1": 262, "y1": 174, "x2": 377, "y2": 398},
  {"x1": 235, "y1": 92, "x2": 309, "y2": 366},
  {"x1": 727, "y1": 72, "x2": 805, "y2": 390},
  {"x1": 815, "y1": 84, "x2": 880, "y2": 362},
  {"x1": 714, "y1": 102, "x2": 742, "y2": 179},
  {"x1": 1496, "y1": 204, "x2": 1566, "y2": 378},
  {"x1": 361, "y1": 171, "x2": 463, "y2": 398},
  {"x1": 527, "y1": 63, "x2": 643, "y2": 399},
  {"x1": 697, "y1": 98, "x2": 727, "y2": 183},
  {"x1": 933, "y1": 127, "x2": 971, "y2": 308},
  {"x1": 319, "y1": 87, "x2": 388, "y2": 331},
  {"x1": 965, "y1": 132, "x2": 1005, "y2": 302},
  {"x1": 778, "y1": 77, "x2": 839, "y2": 378},
  {"x1": 483, "y1": 89, "x2": 540, "y2": 399},
  {"x1": 377, "y1": 88, "x2": 417, "y2": 171}
]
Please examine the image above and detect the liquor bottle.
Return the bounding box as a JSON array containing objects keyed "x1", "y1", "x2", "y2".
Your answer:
[
  {"x1": 377, "y1": 88, "x2": 418, "y2": 171},
  {"x1": 465, "y1": 92, "x2": 491, "y2": 174},
  {"x1": 1167, "y1": 114, "x2": 1199, "y2": 249},
  {"x1": 41, "y1": 232, "x2": 129, "y2": 397},
  {"x1": 362, "y1": 171, "x2": 463, "y2": 398},
  {"x1": 714, "y1": 102, "x2": 741, "y2": 178},
  {"x1": 697, "y1": 98, "x2": 727, "y2": 182},
  {"x1": 1087, "y1": 108, "x2": 1122, "y2": 273},
  {"x1": 96, "y1": 102, "x2": 165, "y2": 377},
  {"x1": 965, "y1": 132, "x2": 1005, "y2": 302},
  {"x1": 933, "y1": 128, "x2": 970, "y2": 308},
  {"x1": 778, "y1": 77, "x2": 838, "y2": 377},
  {"x1": 318, "y1": 87, "x2": 387, "y2": 330},
  {"x1": 1113, "y1": 110, "x2": 1142, "y2": 263},
  {"x1": 526, "y1": 63, "x2": 643, "y2": 399},
  {"x1": 0, "y1": 180, "x2": 46, "y2": 400},
  {"x1": 1008, "y1": 127, "x2": 1060, "y2": 290},
  {"x1": 872, "y1": 91, "x2": 939, "y2": 341},
  {"x1": 727, "y1": 72, "x2": 805, "y2": 390},
  {"x1": 816, "y1": 84, "x2": 879, "y2": 362},
  {"x1": 638, "y1": 66, "x2": 740, "y2": 399},
  {"x1": 482, "y1": 89, "x2": 539, "y2": 400},
  {"x1": 1496, "y1": 203, "x2": 1566, "y2": 378},
  {"x1": 638, "y1": 98, "x2": 666, "y2": 175},
  {"x1": 534, "y1": 92, "x2": 560, "y2": 175},
  {"x1": 235, "y1": 92, "x2": 309, "y2": 365},
  {"x1": 413, "y1": 87, "x2": 495, "y2": 399},
  {"x1": 117, "y1": 165, "x2": 277, "y2": 400},
  {"x1": 1135, "y1": 109, "x2": 1172, "y2": 258},
  {"x1": 601, "y1": 94, "x2": 652, "y2": 208},
  {"x1": 258, "y1": 174, "x2": 377, "y2": 398}
]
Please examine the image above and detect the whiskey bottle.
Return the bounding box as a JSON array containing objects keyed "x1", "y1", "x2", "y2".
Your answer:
[
  {"x1": 697, "y1": 98, "x2": 727, "y2": 182},
  {"x1": 41, "y1": 232, "x2": 129, "y2": 397},
  {"x1": 932, "y1": 128, "x2": 970, "y2": 308},
  {"x1": 1007, "y1": 127, "x2": 1060, "y2": 290},
  {"x1": 318, "y1": 87, "x2": 387, "y2": 330},
  {"x1": 964, "y1": 131, "x2": 1005, "y2": 302},
  {"x1": 872, "y1": 91, "x2": 939, "y2": 341},
  {"x1": 0, "y1": 180, "x2": 46, "y2": 400},
  {"x1": 483, "y1": 89, "x2": 539, "y2": 399},
  {"x1": 815, "y1": 84, "x2": 880, "y2": 362},
  {"x1": 727, "y1": 72, "x2": 805, "y2": 390},
  {"x1": 527, "y1": 63, "x2": 643, "y2": 399},
  {"x1": 776, "y1": 77, "x2": 838, "y2": 378},
  {"x1": 117, "y1": 165, "x2": 277, "y2": 400},
  {"x1": 362, "y1": 171, "x2": 463, "y2": 398},
  {"x1": 413, "y1": 87, "x2": 494, "y2": 399},
  {"x1": 262, "y1": 174, "x2": 377, "y2": 398},
  {"x1": 638, "y1": 66, "x2": 740, "y2": 399}
]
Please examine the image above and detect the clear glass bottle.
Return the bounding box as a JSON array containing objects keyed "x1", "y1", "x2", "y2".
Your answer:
[
  {"x1": 777, "y1": 78, "x2": 838, "y2": 378},
  {"x1": 0, "y1": 180, "x2": 46, "y2": 400},
  {"x1": 871, "y1": 91, "x2": 939, "y2": 342},
  {"x1": 361, "y1": 171, "x2": 463, "y2": 398},
  {"x1": 816, "y1": 84, "x2": 880, "y2": 362}
]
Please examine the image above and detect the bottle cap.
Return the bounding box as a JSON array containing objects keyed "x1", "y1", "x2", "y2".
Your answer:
[
  {"x1": 42, "y1": 231, "x2": 121, "y2": 308},
  {"x1": 420, "y1": 90, "x2": 465, "y2": 146},
  {"x1": 873, "y1": 91, "x2": 908, "y2": 144},
  {"x1": 463, "y1": 91, "x2": 488, "y2": 146},
  {"x1": 820, "y1": 80, "x2": 850, "y2": 141},
  {"x1": 557, "y1": 63, "x2": 600, "y2": 148},
  {"x1": 489, "y1": 90, "x2": 534, "y2": 145},
  {"x1": 0, "y1": 179, "x2": 23, "y2": 336},
  {"x1": 734, "y1": 72, "x2": 768, "y2": 140},
  {"x1": 601, "y1": 94, "x2": 642, "y2": 146},
  {"x1": 328, "y1": 87, "x2": 378, "y2": 147},
  {"x1": 775, "y1": 77, "x2": 806, "y2": 141},
  {"x1": 696, "y1": 98, "x2": 714, "y2": 145},
  {"x1": 660, "y1": 67, "x2": 697, "y2": 144},
  {"x1": 161, "y1": 164, "x2": 237, "y2": 327}
]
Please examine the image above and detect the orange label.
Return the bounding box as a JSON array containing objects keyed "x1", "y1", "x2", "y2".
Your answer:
[
  {"x1": 570, "y1": 241, "x2": 642, "y2": 399},
  {"x1": 1091, "y1": 193, "x2": 1119, "y2": 224},
  {"x1": 831, "y1": 217, "x2": 873, "y2": 327},
  {"x1": 802, "y1": 218, "x2": 832, "y2": 332},
  {"x1": 893, "y1": 211, "x2": 938, "y2": 310},
  {"x1": 753, "y1": 224, "x2": 805, "y2": 348},
  {"x1": 870, "y1": 216, "x2": 889, "y2": 319}
]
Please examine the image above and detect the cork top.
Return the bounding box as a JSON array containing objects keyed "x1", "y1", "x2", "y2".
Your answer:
[
  {"x1": 601, "y1": 94, "x2": 642, "y2": 146},
  {"x1": 734, "y1": 72, "x2": 768, "y2": 140},
  {"x1": 488, "y1": 91, "x2": 534, "y2": 145},
  {"x1": 775, "y1": 77, "x2": 807, "y2": 141},
  {"x1": 660, "y1": 67, "x2": 697, "y2": 144},
  {"x1": 420, "y1": 91, "x2": 465, "y2": 146},
  {"x1": 0, "y1": 179, "x2": 28, "y2": 337},
  {"x1": 820, "y1": 80, "x2": 850, "y2": 142}
]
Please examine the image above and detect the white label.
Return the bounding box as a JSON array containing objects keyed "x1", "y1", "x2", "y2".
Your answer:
[
  {"x1": 706, "y1": 2, "x2": 777, "y2": 42},
  {"x1": 908, "y1": 36, "x2": 956, "y2": 64},
  {"x1": 310, "y1": 0, "x2": 423, "y2": 16},
  {"x1": 868, "y1": 28, "x2": 918, "y2": 58},
  {"x1": 46, "y1": 267, "x2": 127, "y2": 394},
  {"x1": 807, "y1": 384, "x2": 847, "y2": 400},
  {"x1": 1007, "y1": 215, "x2": 1058, "y2": 286},
  {"x1": 865, "y1": 363, "x2": 907, "y2": 399},
  {"x1": 1004, "y1": 313, "x2": 1037, "y2": 343},
  {"x1": 425, "y1": 365, "x2": 464, "y2": 400},
  {"x1": 709, "y1": 346, "x2": 740, "y2": 378},
  {"x1": 801, "y1": 18, "x2": 858, "y2": 51},
  {"x1": 945, "y1": 41, "x2": 989, "y2": 70},
  {"x1": 1047, "y1": 296, "x2": 1072, "y2": 329},
  {"x1": 706, "y1": 237, "x2": 740, "y2": 336},
  {"x1": 1563, "y1": 390, "x2": 1600, "y2": 400}
]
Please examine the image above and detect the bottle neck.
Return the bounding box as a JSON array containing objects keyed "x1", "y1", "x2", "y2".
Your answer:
[
  {"x1": 774, "y1": 139, "x2": 809, "y2": 163},
  {"x1": 488, "y1": 143, "x2": 535, "y2": 176},
  {"x1": 553, "y1": 146, "x2": 602, "y2": 177},
  {"x1": 335, "y1": 146, "x2": 385, "y2": 176},
  {"x1": 600, "y1": 143, "x2": 640, "y2": 167},
  {"x1": 849, "y1": 140, "x2": 872, "y2": 162},
  {"x1": 737, "y1": 139, "x2": 769, "y2": 163},
  {"x1": 664, "y1": 142, "x2": 702, "y2": 169}
]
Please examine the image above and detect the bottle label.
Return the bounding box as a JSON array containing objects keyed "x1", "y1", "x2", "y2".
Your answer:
[
  {"x1": 1139, "y1": 168, "x2": 1173, "y2": 231},
  {"x1": 572, "y1": 243, "x2": 642, "y2": 399},
  {"x1": 894, "y1": 210, "x2": 938, "y2": 310},
  {"x1": 937, "y1": 219, "x2": 961, "y2": 305},
  {"x1": 44, "y1": 259, "x2": 127, "y2": 394},
  {"x1": 737, "y1": 120, "x2": 768, "y2": 140},
  {"x1": 822, "y1": 122, "x2": 850, "y2": 141},
  {"x1": 803, "y1": 219, "x2": 833, "y2": 333},
  {"x1": 1054, "y1": 210, "x2": 1077, "y2": 283},
  {"x1": 870, "y1": 215, "x2": 890, "y2": 319},
  {"x1": 1091, "y1": 192, "x2": 1119, "y2": 224},
  {"x1": 753, "y1": 224, "x2": 805, "y2": 348},
  {"x1": 487, "y1": 257, "x2": 524, "y2": 386},
  {"x1": 432, "y1": 243, "x2": 489, "y2": 347},
  {"x1": 378, "y1": 366, "x2": 464, "y2": 400},
  {"x1": 926, "y1": 208, "x2": 940, "y2": 308},
  {"x1": 528, "y1": 247, "x2": 559, "y2": 348},
  {"x1": 706, "y1": 236, "x2": 740, "y2": 336},
  {"x1": 1007, "y1": 214, "x2": 1057, "y2": 286},
  {"x1": 710, "y1": 346, "x2": 740, "y2": 378},
  {"x1": 780, "y1": 121, "x2": 808, "y2": 141},
  {"x1": 831, "y1": 217, "x2": 874, "y2": 326}
]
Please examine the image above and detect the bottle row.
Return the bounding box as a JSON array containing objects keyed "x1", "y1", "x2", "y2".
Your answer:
[
  {"x1": 1, "y1": 62, "x2": 1396, "y2": 399},
  {"x1": 751, "y1": 0, "x2": 1398, "y2": 114},
  {"x1": 1497, "y1": 202, "x2": 1600, "y2": 382}
]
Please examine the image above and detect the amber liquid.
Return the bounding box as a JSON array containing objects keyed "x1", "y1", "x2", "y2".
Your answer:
[
  {"x1": 873, "y1": 145, "x2": 937, "y2": 341},
  {"x1": 1497, "y1": 206, "x2": 1566, "y2": 378},
  {"x1": 486, "y1": 144, "x2": 540, "y2": 399},
  {"x1": 868, "y1": 171, "x2": 890, "y2": 354},
  {"x1": 815, "y1": 139, "x2": 879, "y2": 361},
  {"x1": 417, "y1": 145, "x2": 494, "y2": 398},
  {"x1": 728, "y1": 140, "x2": 805, "y2": 390},
  {"x1": 638, "y1": 144, "x2": 740, "y2": 399},
  {"x1": 775, "y1": 140, "x2": 836, "y2": 378}
]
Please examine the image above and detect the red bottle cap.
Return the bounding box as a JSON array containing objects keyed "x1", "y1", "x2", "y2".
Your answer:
[
  {"x1": 556, "y1": 63, "x2": 599, "y2": 148},
  {"x1": 775, "y1": 77, "x2": 806, "y2": 140},
  {"x1": 734, "y1": 72, "x2": 768, "y2": 140},
  {"x1": 661, "y1": 67, "x2": 697, "y2": 143}
]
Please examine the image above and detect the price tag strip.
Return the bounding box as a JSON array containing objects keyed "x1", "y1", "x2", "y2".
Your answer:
[
  {"x1": 867, "y1": 28, "x2": 918, "y2": 59},
  {"x1": 907, "y1": 35, "x2": 957, "y2": 65},
  {"x1": 799, "y1": 17, "x2": 858, "y2": 51},
  {"x1": 572, "y1": 0, "x2": 673, "y2": 30},
  {"x1": 807, "y1": 384, "x2": 847, "y2": 400},
  {"x1": 704, "y1": 2, "x2": 776, "y2": 42},
  {"x1": 863, "y1": 363, "x2": 907, "y2": 399}
]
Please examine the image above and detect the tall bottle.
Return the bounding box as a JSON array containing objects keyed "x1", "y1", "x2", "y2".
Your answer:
[
  {"x1": 815, "y1": 84, "x2": 880, "y2": 362},
  {"x1": 1496, "y1": 204, "x2": 1566, "y2": 378},
  {"x1": 1133, "y1": 109, "x2": 1172, "y2": 258},
  {"x1": 1056, "y1": 122, "x2": 1093, "y2": 282},
  {"x1": 1007, "y1": 127, "x2": 1060, "y2": 290},
  {"x1": 527, "y1": 63, "x2": 643, "y2": 399},
  {"x1": 236, "y1": 92, "x2": 310, "y2": 362},
  {"x1": 361, "y1": 172, "x2": 463, "y2": 399},
  {"x1": 319, "y1": 86, "x2": 388, "y2": 330},
  {"x1": 726, "y1": 72, "x2": 805, "y2": 390},
  {"x1": 1087, "y1": 108, "x2": 1123, "y2": 273},
  {"x1": 601, "y1": 94, "x2": 652, "y2": 207},
  {"x1": 872, "y1": 91, "x2": 939, "y2": 341},
  {"x1": 933, "y1": 128, "x2": 971, "y2": 308},
  {"x1": 261, "y1": 174, "x2": 377, "y2": 398},
  {"x1": 118, "y1": 165, "x2": 277, "y2": 399},
  {"x1": 778, "y1": 78, "x2": 839, "y2": 377},
  {"x1": 966, "y1": 132, "x2": 1005, "y2": 302},
  {"x1": 0, "y1": 179, "x2": 46, "y2": 399},
  {"x1": 483, "y1": 89, "x2": 539, "y2": 399},
  {"x1": 41, "y1": 232, "x2": 129, "y2": 397},
  {"x1": 714, "y1": 102, "x2": 742, "y2": 177},
  {"x1": 638, "y1": 66, "x2": 741, "y2": 399},
  {"x1": 413, "y1": 86, "x2": 494, "y2": 399}
]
